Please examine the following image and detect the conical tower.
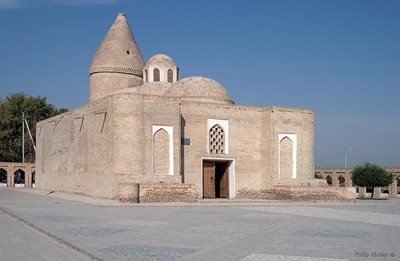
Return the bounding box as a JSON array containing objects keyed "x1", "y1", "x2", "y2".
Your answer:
[{"x1": 89, "y1": 13, "x2": 144, "y2": 102}]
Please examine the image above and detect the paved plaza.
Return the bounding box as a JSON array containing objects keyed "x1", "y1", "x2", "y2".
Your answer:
[{"x1": 0, "y1": 188, "x2": 399, "y2": 261}]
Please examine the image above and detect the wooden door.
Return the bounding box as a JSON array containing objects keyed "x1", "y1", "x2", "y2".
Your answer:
[
  {"x1": 219, "y1": 164, "x2": 229, "y2": 198},
  {"x1": 203, "y1": 161, "x2": 216, "y2": 198}
]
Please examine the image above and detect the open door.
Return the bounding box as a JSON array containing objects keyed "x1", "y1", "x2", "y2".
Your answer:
[
  {"x1": 203, "y1": 160, "x2": 230, "y2": 199},
  {"x1": 203, "y1": 161, "x2": 216, "y2": 198}
]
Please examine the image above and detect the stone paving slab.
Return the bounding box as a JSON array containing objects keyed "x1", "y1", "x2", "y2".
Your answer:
[
  {"x1": 241, "y1": 254, "x2": 350, "y2": 261},
  {"x1": 242, "y1": 206, "x2": 400, "y2": 227},
  {"x1": 0, "y1": 188, "x2": 399, "y2": 261},
  {"x1": 0, "y1": 209, "x2": 90, "y2": 261}
]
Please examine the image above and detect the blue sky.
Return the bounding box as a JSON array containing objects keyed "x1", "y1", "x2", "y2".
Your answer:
[{"x1": 0, "y1": 0, "x2": 399, "y2": 167}]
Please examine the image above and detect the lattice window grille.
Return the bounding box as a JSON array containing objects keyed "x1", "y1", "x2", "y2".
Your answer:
[{"x1": 209, "y1": 125, "x2": 225, "y2": 154}]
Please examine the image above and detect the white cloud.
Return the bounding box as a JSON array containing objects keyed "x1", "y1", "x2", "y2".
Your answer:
[
  {"x1": 0, "y1": 0, "x2": 23, "y2": 9},
  {"x1": 0, "y1": 0, "x2": 121, "y2": 8},
  {"x1": 45, "y1": 0, "x2": 120, "y2": 6}
]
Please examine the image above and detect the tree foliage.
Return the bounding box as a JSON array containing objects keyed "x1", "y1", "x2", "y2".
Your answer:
[
  {"x1": 0, "y1": 92, "x2": 67, "y2": 162},
  {"x1": 352, "y1": 163, "x2": 393, "y2": 188}
]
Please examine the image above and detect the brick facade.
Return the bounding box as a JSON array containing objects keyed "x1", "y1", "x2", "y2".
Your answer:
[{"x1": 34, "y1": 13, "x2": 352, "y2": 203}]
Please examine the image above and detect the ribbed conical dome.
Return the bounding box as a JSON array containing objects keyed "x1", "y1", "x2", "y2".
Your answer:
[{"x1": 90, "y1": 13, "x2": 144, "y2": 77}]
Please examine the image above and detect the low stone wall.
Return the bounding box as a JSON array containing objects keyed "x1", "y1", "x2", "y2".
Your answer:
[
  {"x1": 116, "y1": 183, "x2": 140, "y2": 203},
  {"x1": 115, "y1": 184, "x2": 355, "y2": 203},
  {"x1": 139, "y1": 183, "x2": 198, "y2": 203},
  {"x1": 271, "y1": 186, "x2": 356, "y2": 202},
  {"x1": 237, "y1": 186, "x2": 356, "y2": 202},
  {"x1": 236, "y1": 189, "x2": 273, "y2": 200}
]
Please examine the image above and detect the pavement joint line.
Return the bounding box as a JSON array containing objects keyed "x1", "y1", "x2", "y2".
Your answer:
[{"x1": 0, "y1": 206, "x2": 104, "y2": 261}]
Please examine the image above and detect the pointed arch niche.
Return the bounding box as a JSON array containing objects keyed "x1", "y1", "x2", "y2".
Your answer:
[
  {"x1": 326, "y1": 175, "x2": 333, "y2": 186},
  {"x1": 207, "y1": 119, "x2": 229, "y2": 154},
  {"x1": 278, "y1": 133, "x2": 297, "y2": 178},
  {"x1": 152, "y1": 125, "x2": 174, "y2": 175}
]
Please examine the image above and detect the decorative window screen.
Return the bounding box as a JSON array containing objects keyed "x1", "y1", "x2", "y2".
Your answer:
[{"x1": 209, "y1": 124, "x2": 225, "y2": 154}]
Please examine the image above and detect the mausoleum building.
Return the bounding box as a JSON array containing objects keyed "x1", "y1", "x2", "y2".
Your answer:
[{"x1": 36, "y1": 13, "x2": 353, "y2": 202}]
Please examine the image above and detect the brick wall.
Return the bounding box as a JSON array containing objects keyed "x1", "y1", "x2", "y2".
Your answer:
[
  {"x1": 139, "y1": 183, "x2": 198, "y2": 203},
  {"x1": 273, "y1": 186, "x2": 356, "y2": 202},
  {"x1": 238, "y1": 186, "x2": 356, "y2": 203}
]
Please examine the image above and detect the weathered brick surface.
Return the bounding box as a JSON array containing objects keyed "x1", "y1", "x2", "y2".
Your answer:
[
  {"x1": 35, "y1": 14, "x2": 324, "y2": 202},
  {"x1": 372, "y1": 187, "x2": 381, "y2": 199},
  {"x1": 36, "y1": 93, "x2": 317, "y2": 201},
  {"x1": 89, "y1": 13, "x2": 144, "y2": 102},
  {"x1": 389, "y1": 178, "x2": 398, "y2": 198},
  {"x1": 237, "y1": 187, "x2": 356, "y2": 202},
  {"x1": 236, "y1": 189, "x2": 273, "y2": 200},
  {"x1": 358, "y1": 187, "x2": 367, "y2": 198},
  {"x1": 139, "y1": 184, "x2": 198, "y2": 203},
  {"x1": 116, "y1": 183, "x2": 139, "y2": 203},
  {"x1": 271, "y1": 186, "x2": 356, "y2": 203}
]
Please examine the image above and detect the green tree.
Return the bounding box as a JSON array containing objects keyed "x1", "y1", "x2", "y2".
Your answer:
[
  {"x1": 0, "y1": 92, "x2": 67, "y2": 162},
  {"x1": 352, "y1": 163, "x2": 393, "y2": 198}
]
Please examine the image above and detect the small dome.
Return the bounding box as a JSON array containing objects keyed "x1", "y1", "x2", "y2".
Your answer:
[
  {"x1": 167, "y1": 76, "x2": 233, "y2": 104},
  {"x1": 144, "y1": 54, "x2": 178, "y2": 83},
  {"x1": 146, "y1": 54, "x2": 176, "y2": 68}
]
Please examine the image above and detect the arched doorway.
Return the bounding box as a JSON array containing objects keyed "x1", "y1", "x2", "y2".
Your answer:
[
  {"x1": 397, "y1": 176, "x2": 400, "y2": 195},
  {"x1": 326, "y1": 175, "x2": 333, "y2": 186},
  {"x1": 338, "y1": 175, "x2": 346, "y2": 187},
  {"x1": 203, "y1": 160, "x2": 231, "y2": 199},
  {"x1": 14, "y1": 169, "x2": 25, "y2": 187},
  {"x1": 32, "y1": 170, "x2": 36, "y2": 187},
  {"x1": 0, "y1": 168, "x2": 7, "y2": 187}
]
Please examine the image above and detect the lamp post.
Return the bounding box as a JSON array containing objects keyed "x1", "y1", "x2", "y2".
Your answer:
[{"x1": 345, "y1": 147, "x2": 353, "y2": 168}]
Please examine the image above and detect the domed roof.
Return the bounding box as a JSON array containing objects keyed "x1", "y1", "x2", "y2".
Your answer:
[
  {"x1": 115, "y1": 76, "x2": 233, "y2": 104},
  {"x1": 135, "y1": 82, "x2": 172, "y2": 95},
  {"x1": 114, "y1": 82, "x2": 172, "y2": 95},
  {"x1": 167, "y1": 76, "x2": 233, "y2": 104},
  {"x1": 146, "y1": 54, "x2": 176, "y2": 68}
]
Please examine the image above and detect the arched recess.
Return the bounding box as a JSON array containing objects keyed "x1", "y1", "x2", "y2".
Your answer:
[
  {"x1": 153, "y1": 129, "x2": 169, "y2": 175},
  {"x1": 326, "y1": 175, "x2": 333, "y2": 186},
  {"x1": 144, "y1": 69, "x2": 148, "y2": 83},
  {"x1": 167, "y1": 69, "x2": 173, "y2": 83},
  {"x1": 278, "y1": 134, "x2": 297, "y2": 178},
  {"x1": 32, "y1": 170, "x2": 36, "y2": 186},
  {"x1": 338, "y1": 175, "x2": 346, "y2": 187},
  {"x1": 209, "y1": 124, "x2": 225, "y2": 154},
  {"x1": 397, "y1": 176, "x2": 400, "y2": 195},
  {"x1": 0, "y1": 168, "x2": 7, "y2": 186},
  {"x1": 153, "y1": 68, "x2": 160, "y2": 82},
  {"x1": 152, "y1": 125, "x2": 174, "y2": 175},
  {"x1": 279, "y1": 137, "x2": 293, "y2": 178},
  {"x1": 14, "y1": 169, "x2": 25, "y2": 187}
]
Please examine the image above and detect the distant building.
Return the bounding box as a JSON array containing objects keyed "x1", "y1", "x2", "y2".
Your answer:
[
  {"x1": 315, "y1": 167, "x2": 400, "y2": 198},
  {"x1": 0, "y1": 162, "x2": 35, "y2": 188},
  {"x1": 36, "y1": 13, "x2": 353, "y2": 202}
]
